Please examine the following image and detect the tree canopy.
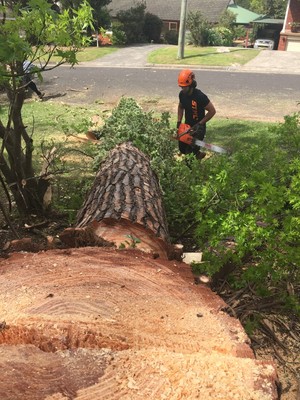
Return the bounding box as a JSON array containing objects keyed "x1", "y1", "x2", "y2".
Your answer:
[
  {"x1": 235, "y1": 0, "x2": 288, "y2": 18},
  {"x1": 0, "y1": 0, "x2": 94, "y2": 216}
]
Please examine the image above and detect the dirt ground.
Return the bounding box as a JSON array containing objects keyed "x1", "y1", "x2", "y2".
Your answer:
[{"x1": 44, "y1": 89, "x2": 299, "y2": 123}]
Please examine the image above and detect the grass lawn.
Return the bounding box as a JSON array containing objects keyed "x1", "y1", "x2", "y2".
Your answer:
[
  {"x1": 0, "y1": 100, "x2": 275, "y2": 162},
  {"x1": 39, "y1": 46, "x2": 120, "y2": 64},
  {"x1": 0, "y1": 100, "x2": 274, "y2": 161},
  {"x1": 75, "y1": 46, "x2": 120, "y2": 62},
  {"x1": 148, "y1": 45, "x2": 261, "y2": 66}
]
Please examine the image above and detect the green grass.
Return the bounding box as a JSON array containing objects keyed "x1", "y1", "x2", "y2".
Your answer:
[
  {"x1": 0, "y1": 100, "x2": 275, "y2": 160},
  {"x1": 39, "y1": 46, "x2": 120, "y2": 64},
  {"x1": 12, "y1": 101, "x2": 101, "y2": 141},
  {"x1": 148, "y1": 45, "x2": 261, "y2": 66},
  {"x1": 208, "y1": 118, "x2": 275, "y2": 153},
  {"x1": 75, "y1": 46, "x2": 120, "y2": 62}
]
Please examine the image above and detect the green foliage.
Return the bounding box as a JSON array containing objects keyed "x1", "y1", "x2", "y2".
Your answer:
[
  {"x1": 244, "y1": 314, "x2": 261, "y2": 336},
  {"x1": 270, "y1": 112, "x2": 300, "y2": 157},
  {"x1": 219, "y1": 9, "x2": 237, "y2": 31},
  {"x1": 113, "y1": 3, "x2": 162, "y2": 44},
  {"x1": 187, "y1": 11, "x2": 211, "y2": 46},
  {"x1": 0, "y1": 0, "x2": 94, "y2": 215},
  {"x1": 164, "y1": 30, "x2": 178, "y2": 45},
  {"x1": 116, "y1": 2, "x2": 146, "y2": 44},
  {"x1": 111, "y1": 22, "x2": 127, "y2": 45},
  {"x1": 190, "y1": 113, "x2": 300, "y2": 313},
  {"x1": 233, "y1": 25, "x2": 247, "y2": 40},
  {"x1": 143, "y1": 12, "x2": 163, "y2": 43},
  {"x1": 208, "y1": 27, "x2": 234, "y2": 46},
  {"x1": 92, "y1": 97, "x2": 175, "y2": 165},
  {"x1": 236, "y1": 0, "x2": 288, "y2": 18}
]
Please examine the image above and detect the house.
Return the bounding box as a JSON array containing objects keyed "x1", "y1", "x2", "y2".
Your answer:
[
  {"x1": 278, "y1": 0, "x2": 300, "y2": 51},
  {"x1": 227, "y1": 3, "x2": 264, "y2": 47},
  {"x1": 227, "y1": 3, "x2": 263, "y2": 25},
  {"x1": 108, "y1": 0, "x2": 232, "y2": 33}
]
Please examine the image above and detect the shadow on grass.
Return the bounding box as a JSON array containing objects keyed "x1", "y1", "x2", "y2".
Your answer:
[
  {"x1": 209, "y1": 120, "x2": 276, "y2": 153},
  {"x1": 183, "y1": 48, "x2": 249, "y2": 61}
]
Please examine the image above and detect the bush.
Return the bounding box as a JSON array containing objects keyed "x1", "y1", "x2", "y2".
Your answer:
[
  {"x1": 164, "y1": 30, "x2": 178, "y2": 45},
  {"x1": 116, "y1": 3, "x2": 146, "y2": 44},
  {"x1": 111, "y1": 22, "x2": 127, "y2": 45},
  {"x1": 186, "y1": 11, "x2": 211, "y2": 46},
  {"x1": 191, "y1": 113, "x2": 300, "y2": 313},
  {"x1": 208, "y1": 27, "x2": 234, "y2": 46},
  {"x1": 143, "y1": 12, "x2": 163, "y2": 43}
]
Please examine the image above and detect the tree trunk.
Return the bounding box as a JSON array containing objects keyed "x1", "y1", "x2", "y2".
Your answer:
[
  {"x1": 60, "y1": 142, "x2": 173, "y2": 259},
  {"x1": 0, "y1": 89, "x2": 50, "y2": 217}
]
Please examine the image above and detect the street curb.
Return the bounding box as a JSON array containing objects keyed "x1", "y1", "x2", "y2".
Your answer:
[{"x1": 45, "y1": 61, "x2": 300, "y2": 75}]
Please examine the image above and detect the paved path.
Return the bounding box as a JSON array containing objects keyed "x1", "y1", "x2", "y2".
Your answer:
[
  {"x1": 81, "y1": 44, "x2": 300, "y2": 75},
  {"x1": 81, "y1": 44, "x2": 167, "y2": 68}
]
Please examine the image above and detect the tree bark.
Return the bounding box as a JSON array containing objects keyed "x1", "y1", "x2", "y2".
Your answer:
[
  {"x1": 60, "y1": 142, "x2": 173, "y2": 259},
  {"x1": 0, "y1": 89, "x2": 50, "y2": 216}
]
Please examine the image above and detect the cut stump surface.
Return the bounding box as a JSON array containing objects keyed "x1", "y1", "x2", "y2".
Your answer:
[{"x1": 0, "y1": 247, "x2": 279, "y2": 399}]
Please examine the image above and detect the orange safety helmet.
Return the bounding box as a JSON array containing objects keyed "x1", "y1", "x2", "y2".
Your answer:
[{"x1": 178, "y1": 69, "x2": 195, "y2": 87}]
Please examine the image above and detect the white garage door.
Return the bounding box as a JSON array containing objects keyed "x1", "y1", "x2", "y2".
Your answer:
[{"x1": 286, "y1": 38, "x2": 300, "y2": 52}]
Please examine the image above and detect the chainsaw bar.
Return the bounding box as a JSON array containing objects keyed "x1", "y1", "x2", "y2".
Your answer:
[
  {"x1": 174, "y1": 131, "x2": 227, "y2": 154},
  {"x1": 192, "y1": 138, "x2": 227, "y2": 154}
]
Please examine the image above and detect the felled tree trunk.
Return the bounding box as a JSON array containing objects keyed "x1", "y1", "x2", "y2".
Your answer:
[{"x1": 60, "y1": 142, "x2": 174, "y2": 259}]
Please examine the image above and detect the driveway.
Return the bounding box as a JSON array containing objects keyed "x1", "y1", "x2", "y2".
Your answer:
[{"x1": 81, "y1": 44, "x2": 168, "y2": 68}]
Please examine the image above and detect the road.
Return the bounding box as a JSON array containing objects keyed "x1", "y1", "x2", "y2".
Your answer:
[{"x1": 42, "y1": 66, "x2": 300, "y2": 122}]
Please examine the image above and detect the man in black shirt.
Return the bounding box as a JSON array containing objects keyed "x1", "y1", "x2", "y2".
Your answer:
[{"x1": 177, "y1": 69, "x2": 216, "y2": 159}]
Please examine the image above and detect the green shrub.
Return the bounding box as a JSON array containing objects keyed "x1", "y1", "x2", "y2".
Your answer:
[
  {"x1": 164, "y1": 30, "x2": 178, "y2": 45},
  {"x1": 271, "y1": 111, "x2": 300, "y2": 157},
  {"x1": 143, "y1": 12, "x2": 163, "y2": 43},
  {"x1": 186, "y1": 11, "x2": 211, "y2": 46},
  {"x1": 208, "y1": 27, "x2": 234, "y2": 46},
  {"x1": 111, "y1": 22, "x2": 127, "y2": 45},
  {"x1": 191, "y1": 115, "x2": 300, "y2": 313},
  {"x1": 116, "y1": 3, "x2": 146, "y2": 44}
]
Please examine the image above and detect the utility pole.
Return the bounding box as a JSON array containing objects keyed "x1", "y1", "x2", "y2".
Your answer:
[{"x1": 177, "y1": 0, "x2": 187, "y2": 59}]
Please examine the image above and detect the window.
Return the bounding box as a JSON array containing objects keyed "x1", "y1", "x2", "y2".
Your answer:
[{"x1": 169, "y1": 22, "x2": 178, "y2": 31}]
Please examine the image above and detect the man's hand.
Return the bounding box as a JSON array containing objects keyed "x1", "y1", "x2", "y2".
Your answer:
[{"x1": 190, "y1": 123, "x2": 205, "y2": 138}]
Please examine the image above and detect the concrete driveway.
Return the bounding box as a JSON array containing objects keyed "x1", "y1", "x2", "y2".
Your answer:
[{"x1": 240, "y1": 49, "x2": 300, "y2": 74}]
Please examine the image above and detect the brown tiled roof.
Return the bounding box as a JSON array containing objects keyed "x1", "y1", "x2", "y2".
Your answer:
[{"x1": 108, "y1": 0, "x2": 232, "y2": 23}]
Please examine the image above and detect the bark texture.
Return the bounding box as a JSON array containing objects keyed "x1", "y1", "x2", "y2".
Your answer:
[{"x1": 61, "y1": 142, "x2": 172, "y2": 259}]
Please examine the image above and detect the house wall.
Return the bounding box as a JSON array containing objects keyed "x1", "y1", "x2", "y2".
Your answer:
[
  {"x1": 278, "y1": 0, "x2": 300, "y2": 51},
  {"x1": 162, "y1": 20, "x2": 179, "y2": 33}
]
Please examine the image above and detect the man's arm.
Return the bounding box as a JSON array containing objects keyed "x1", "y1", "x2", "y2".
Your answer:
[
  {"x1": 200, "y1": 101, "x2": 216, "y2": 125},
  {"x1": 177, "y1": 102, "x2": 184, "y2": 127}
]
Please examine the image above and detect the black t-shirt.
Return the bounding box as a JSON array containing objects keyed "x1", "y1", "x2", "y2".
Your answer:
[{"x1": 179, "y1": 88, "x2": 210, "y2": 127}]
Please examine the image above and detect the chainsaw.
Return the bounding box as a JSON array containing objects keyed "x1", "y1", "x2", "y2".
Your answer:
[{"x1": 175, "y1": 123, "x2": 227, "y2": 155}]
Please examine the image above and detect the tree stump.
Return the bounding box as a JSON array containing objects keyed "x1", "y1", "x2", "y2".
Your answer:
[{"x1": 60, "y1": 142, "x2": 173, "y2": 259}]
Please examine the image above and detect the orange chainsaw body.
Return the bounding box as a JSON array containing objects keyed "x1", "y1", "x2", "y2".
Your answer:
[{"x1": 177, "y1": 123, "x2": 194, "y2": 145}]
